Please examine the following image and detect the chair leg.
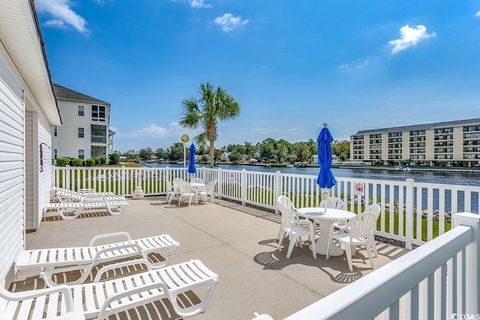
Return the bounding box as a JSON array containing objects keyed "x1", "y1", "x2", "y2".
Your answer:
[
  {"x1": 276, "y1": 226, "x2": 283, "y2": 242},
  {"x1": 345, "y1": 245, "x2": 353, "y2": 272},
  {"x1": 277, "y1": 230, "x2": 285, "y2": 249},
  {"x1": 366, "y1": 243, "x2": 374, "y2": 269},
  {"x1": 371, "y1": 238, "x2": 378, "y2": 257},
  {"x1": 310, "y1": 230, "x2": 317, "y2": 259},
  {"x1": 287, "y1": 234, "x2": 298, "y2": 258}
]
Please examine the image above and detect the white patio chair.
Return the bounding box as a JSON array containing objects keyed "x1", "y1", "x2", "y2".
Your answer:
[
  {"x1": 51, "y1": 187, "x2": 116, "y2": 203},
  {"x1": 43, "y1": 198, "x2": 129, "y2": 220},
  {"x1": 168, "y1": 178, "x2": 184, "y2": 204},
  {"x1": 276, "y1": 196, "x2": 316, "y2": 259},
  {"x1": 16, "y1": 232, "x2": 180, "y2": 286},
  {"x1": 326, "y1": 212, "x2": 378, "y2": 272},
  {"x1": 319, "y1": 197, "x2": 346, "y2": 210},
  {"x1": 0, "y1": 285, "x2": 84, "y2": 320},
  {"x1": 178, "y1": 182, "x2": 196, "y2": 207},
  {"x1": 198, "y1": 181, "x2": 216, "y2": 203},
  {"x1": 191, "y1": 177, "x2": 204, "y2": 184}
]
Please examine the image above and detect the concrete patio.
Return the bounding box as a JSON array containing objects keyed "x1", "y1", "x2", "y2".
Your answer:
[{"x1": 13, "y1": 199, "x2": 408, "y2": 320}]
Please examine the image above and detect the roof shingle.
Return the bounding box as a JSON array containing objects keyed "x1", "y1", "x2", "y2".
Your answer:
[{"x1": 53, "y1": 84, "x2": 110, "y2": 105}]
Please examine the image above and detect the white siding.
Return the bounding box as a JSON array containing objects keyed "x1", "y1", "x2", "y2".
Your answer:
[
  {"x1": 37, "y1": 111, "x2": 52, "y2": 226},
  {"x1": 0, "y1": 62, "x2": 25, "y2": 280},
  {"x1": 25, "y1": 111, "x2": 34, "y2": 230}
]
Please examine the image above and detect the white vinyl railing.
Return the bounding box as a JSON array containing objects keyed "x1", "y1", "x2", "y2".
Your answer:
[
  {"x1": 283, "y1": 212, "x2": 480, "y2": 320},
  {"x1": 52, "y1": 166, "x2": 480, "y2": 248}
]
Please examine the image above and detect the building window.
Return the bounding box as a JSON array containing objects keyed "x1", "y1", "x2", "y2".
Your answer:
[
  {"x1": 54, "y1": 149, "x2": 58, "y2": 159},
  {"x1": 78, "y1": 105, "x2": 85, "y2": 116},
  {"x1": 78, "y1": 149, "x2": 85, "y2": 160},
  {"x1": 53, "y1": 126, "x2": 57, "y2": 137},
  {"x1": 78, "y1": 127, "x2": 85, "y2": 138},
  {"x1": 92, "y1": 105, "x2": 106, "y2": 122}
]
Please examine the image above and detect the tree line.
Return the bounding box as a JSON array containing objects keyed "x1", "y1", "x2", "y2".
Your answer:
[{"x1": 122, "y1": 139, "x2": 350, "y2": 164}]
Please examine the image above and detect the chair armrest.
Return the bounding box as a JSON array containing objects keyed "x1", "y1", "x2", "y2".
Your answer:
[
  {"x1": 89, "y1": 232, "x2": 132, "y2": 246},
  {"x1": 93, "y1": 258, "x2": 152, "y2": 282},
  {"x1": 96, "y1": 282, "x2": 170, "y2": 320},
  {"x1": 1, "y1": 285, "x2": 75, "y2": 312}
]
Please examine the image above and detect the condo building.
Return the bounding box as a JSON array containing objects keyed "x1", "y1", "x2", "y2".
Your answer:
[
  {"x1": 350, "y1": 118, "x2": 480, "y2": 166},
  {"x1": 52, "y1": 84, "x2": 114, "y2": 161}
]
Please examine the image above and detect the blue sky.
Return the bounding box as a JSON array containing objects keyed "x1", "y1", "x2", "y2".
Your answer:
[{"x1": 36, "y1": 0, "x2": 480, "y2": 151}]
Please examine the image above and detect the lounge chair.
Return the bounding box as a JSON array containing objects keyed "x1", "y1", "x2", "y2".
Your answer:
[
  {"x1": 51, "y1": 187, "x2": 120, "y2": 203},
  {"x1": 43, "y1": 198, "x2": 129, "y2": 220},
  {"x1": 3, "y1": 259, "x2": 217, "y2": 319},
  {"x1": 0, "y1": 285, "x2": 84, "y2": 320},
  {"x1": 15, "y1": 232, "x2": 180, "y2": 286}
]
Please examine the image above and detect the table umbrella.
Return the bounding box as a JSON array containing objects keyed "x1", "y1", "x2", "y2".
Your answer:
[
  {"x1": 317, "y1": 123, "x2": 336, "y2": 189},
  {"x1": 188, "y1": 144, "x2": 196, "y2": 174}
]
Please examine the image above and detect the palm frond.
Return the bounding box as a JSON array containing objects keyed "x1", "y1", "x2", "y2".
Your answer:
[
  {"x1": 179, "y1": 97, "x2": 202, "y2": 128},
  {"x1": 216, "y1": 87, "x2": 240, "y2": 120},
  {"x1": 194, "y1": 132, "x2": 207, "y2": 146}
]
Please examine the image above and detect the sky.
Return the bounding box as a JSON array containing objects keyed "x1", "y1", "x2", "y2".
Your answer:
[{"x1": 36, "y1": 0, "x2": 480, "y2": 151}]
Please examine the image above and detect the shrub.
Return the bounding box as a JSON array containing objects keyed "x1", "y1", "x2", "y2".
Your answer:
[
  {"x1": 92, "y1": 157, "x2": 101, "y2": 165},
  {"x1": 98, "y1": 157, "x2": 106, "y2": 165},
  {"x1": 85, "y1": 158, "x2": 95, "y2": 167},
  {"x1": 70, "y1": 158, "x2": 83, "y2": 166},
  {"x1": 109, "y1": 152, "x2": 120, "y2": 165},
  {"x1": 56, "y1": 157, "x2": 70, "y2": 167}
]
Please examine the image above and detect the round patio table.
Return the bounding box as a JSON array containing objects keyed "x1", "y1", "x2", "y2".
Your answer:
[
  {"x1": 191, "y1": 182, "x2": 206, "y2": 190},
  {"x1": 296, "y1": 207, "x2": 356, "y2": 256}
]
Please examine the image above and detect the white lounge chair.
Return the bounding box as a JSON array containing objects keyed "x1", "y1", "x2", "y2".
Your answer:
[
  {"x1": 198, "y1": 181, "x2": 216, "y2": 203},
  {"x1": 0, "y1": 285, "x2": 84, "y2": 320},
  {"x1": 276, "y1": 196, "x2": 316, "y2": 259},
  {"x1": 43, "y1": 198, "x2": 129, "y2": 220},
  {"x1": 80, "y1": 259, "x2": 218, "y2": 319},
  {"x1": 319, "y1": 197, "x2": 346, "y2": 210},
  {"x1": 326, "y1": 212, "x2": 378, "y2": 272},
  {"x1": 3, "y1": 259, "x2": 217, "y2": 320},
  {"x1": 16, "y1": 232, "x2": 180, "y2": 286},
  {"x1": 51, "y1": 187, "x2": 116, "y2": 203}
]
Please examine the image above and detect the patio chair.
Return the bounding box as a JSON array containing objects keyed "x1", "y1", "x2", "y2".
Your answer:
[
  {"x1": 16, "y1": 232, "x2": 180, "y2": 286},
  {"x1": 191, "y1": 177, "x2": 204, "y2": 184},
  {"x1": 328, "y1": 203, "x2": 381, "y2": 256},
  {"x1": 0, "y1": 285, "x2": 84, "y2": 320},
  {"x1": 326, "y1": 212, "x2": 378, "y2": 272},
  {"x1": 276, "y1": 196, "x2": 316, "y2": 259},
  {"x1": 319, "y1": 197, "x2": 346, "y2": 210},
  {"x1": 178, "y1": 182, "x2": 196, "y2": 207},
  {"x1": 43, "y1": 198, "x2": 129, "y2": 220},
  {"x1": 167, "y1": 178, "x2": 184, "y2": 204},
  {"x1": 198, "y1": 181, "x2": 216, "y2": 203}
]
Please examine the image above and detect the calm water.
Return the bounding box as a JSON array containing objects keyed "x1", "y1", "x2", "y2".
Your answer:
[{"x1": 147, "y1": 163, "x2": 480, "y2": 186}]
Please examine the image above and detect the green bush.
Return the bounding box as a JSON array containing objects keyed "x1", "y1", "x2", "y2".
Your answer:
[
  {"x1": 85, "y1": 158, "x2": 95, "y2": 167},
  {"x1": 109, "y1": 152, "x2": 120, "y2": 165},
  {"x1": 98, "y1": 157, "x2": 106, "y2": 165},
  {"x1": 92, "y1": 157, "x2": 101, "y2": 165},
  {"x1": 70, "y1": 158, "x2": 83, "y2": 166},
  {"x1": 56, "y1": 157, "x2": 70, "y2": 167}
]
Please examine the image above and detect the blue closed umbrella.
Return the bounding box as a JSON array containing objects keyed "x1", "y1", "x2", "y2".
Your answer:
[
  {"x1": 188, "y1": 144, "x2": 197, "y2": 174},
  {"x1": 317, "y1": 123, "x2": 336, "y2": 189}
]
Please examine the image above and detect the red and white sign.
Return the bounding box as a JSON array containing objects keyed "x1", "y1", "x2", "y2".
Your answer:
[{"x1": 355, "y1": 183, "x2": 365, "y2": 196}]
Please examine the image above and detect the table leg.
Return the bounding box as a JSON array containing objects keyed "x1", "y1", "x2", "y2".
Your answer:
[{"x1": 310, "y1": 220, "x2": 343, "y2": 256}]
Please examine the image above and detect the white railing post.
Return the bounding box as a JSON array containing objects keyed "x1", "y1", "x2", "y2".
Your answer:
[
  {"x1": 241, "y1": 169, "x2": 247, "y2": 206},
  {"x1": 454, "y1": 212, "x2": 480, "y2": 315},
  {"x1": 405, "y1": 178, "x2": 414, "y2": 249},
  {"x1": 274, "y1": 171, "x2": 282, "y2": 214},
  {"x1": 65, "y1": 165, "x2": 70, "y2": 190},
  {"x1": 51, "y1": 165, "x2": 55, "y2": 187},
  {"x1": 217, "y1": 168, "x2": 222, "y2": 198}
]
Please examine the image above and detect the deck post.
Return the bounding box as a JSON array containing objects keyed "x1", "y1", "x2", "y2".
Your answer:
[
  {"x1": 241, "y1": 169, "x2": 247, "y2": 206},
  {"x1": 405, "y1": 178, "x2": 414, "y2": 249},
  {"x1": 454, "y1": 212, "x2": 480, "y2": 315},
  {"x1": 217, "y1": 168, "x2": 222, "y2": 199},
  {"x1": 274, "y1": 171, "x2": 282, "y2": 214}
]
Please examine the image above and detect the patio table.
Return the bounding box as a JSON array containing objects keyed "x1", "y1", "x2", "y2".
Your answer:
[{"x1": 296, "y1": 207, "x2": 356, "y2": 256}]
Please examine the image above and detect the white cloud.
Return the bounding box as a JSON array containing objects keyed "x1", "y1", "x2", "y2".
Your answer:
[
  {"x1": 36, "y1": 0, "x2": 88, "y2": 33},
  {"x1": 389, "y1": 25, "x2": 435, "y2": 54},
  {"x1": 476, "y1": 10, "x2": 480, "y2": 18},
  {"x1": 43, "y1": 19, "x2": 66, "y2": 29},
  {"x1": 189, "y1": 0, "x2": 212, "y2": 9},
  {"x1": 214, "y1": 13, "x2": 249, "y2": 32},
  {"x1": 121, "y1": 123, "x2": 183, "y2": 138}
]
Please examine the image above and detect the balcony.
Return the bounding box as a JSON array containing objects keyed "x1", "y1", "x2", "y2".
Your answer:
[{"x1": 91, "y1": 124, "x2": 107, "y2": 144}]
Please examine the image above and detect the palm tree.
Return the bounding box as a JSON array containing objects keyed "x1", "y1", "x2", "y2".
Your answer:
[{"x1": 180, "y1": 83, "x2": 240, "y2": 166}]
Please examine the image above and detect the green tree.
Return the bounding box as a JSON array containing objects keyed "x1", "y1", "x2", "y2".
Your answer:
[
  {"x1": 180, "y1": 83, "x2": 241, "y2": 166},
  {"x1": 332, "y1": 140, "x2": 350, "y2": 161},
  {"x1": 228, "y1": 150, "x2": 242, "y2": 162},
  {"x1": 155, "y1": 148, "x2": 168, "y2": 160},
  {"x1": 168, "y1": 143, "x2": 184, "y2": 161},
  {"x1": 109, "y1": 152, "x2": 120, "y2": 165},
  {"x1": 138, "y1": 147, "x2": 153, "y2": 161}
]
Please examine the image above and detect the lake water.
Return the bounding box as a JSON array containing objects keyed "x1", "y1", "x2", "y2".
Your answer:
[{"x1": 147, "y1": 163, "x2": 480, "y2": 186}]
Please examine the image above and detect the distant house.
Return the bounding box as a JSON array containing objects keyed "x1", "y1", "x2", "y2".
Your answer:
[
  {"x1": 221, "y1": 152, "x2": 230, "y2": 162},
  {"x1": 0, "y1": 0, "x2": 62, "y2": 282},
  {"x1": 52, "y1": 84, "x2": 112, "y2": 161}
]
